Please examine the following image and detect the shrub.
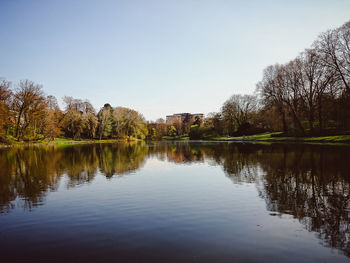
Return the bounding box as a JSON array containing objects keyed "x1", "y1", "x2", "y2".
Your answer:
[{"x1": 189, "y1": 125, "x2": 217, "y2": 140}]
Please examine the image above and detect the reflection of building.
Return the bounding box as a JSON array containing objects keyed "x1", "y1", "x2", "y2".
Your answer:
[{"x1": 166, "y1": 113, "x2": 204, "y2": 124}]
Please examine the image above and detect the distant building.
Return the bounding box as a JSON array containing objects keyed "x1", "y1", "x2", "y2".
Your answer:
[{"x1": 166, "y1": 113, "x2": 204, "y2": 124}]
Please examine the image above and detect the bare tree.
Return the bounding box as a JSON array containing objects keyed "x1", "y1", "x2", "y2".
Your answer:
[
  {"x1": 0, "y1": 79, "x2": 12, "y2": 101},
  {"x1": 222, "y1": 94, "x2": 257, "y2": 135},
  {"x1": 281, "y1": 59, "x2": 305, "y2": 134},
  {"x1": 12, "y1": 80, "x2": 47, "y2": 140},
  {"x1": 257, "y1": 64, "x2": 288, "y2": 132},
  {"x1": 315, "y1": 21, "x2": 350, "y2": 94}
]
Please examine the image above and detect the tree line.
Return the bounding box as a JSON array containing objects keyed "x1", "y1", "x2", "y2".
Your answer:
[
  {"x1": 257, "y1": 20, "x2": 350, "y2": 135},
  {"x1": 148, "y1": 20, "x2": 350, "y2": 139},
  {"x1": 0, "y1": 79, "x2": 147, "y2": 142}
]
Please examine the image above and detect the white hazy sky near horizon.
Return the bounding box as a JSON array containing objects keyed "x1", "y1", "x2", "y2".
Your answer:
[{"x1": 1, "y1": 0, "x2": 349, "y2": 121}]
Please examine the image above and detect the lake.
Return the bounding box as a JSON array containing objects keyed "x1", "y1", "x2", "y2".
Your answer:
[{"x1": 0, "y1": 141, "x2": 349, "y2": 262}]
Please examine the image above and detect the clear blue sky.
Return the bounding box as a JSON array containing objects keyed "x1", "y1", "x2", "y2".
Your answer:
[{"x1": 1, "y1": 0, "x2": 349, "y2": 120}]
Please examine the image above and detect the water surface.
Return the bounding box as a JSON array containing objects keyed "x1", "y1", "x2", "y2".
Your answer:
[{"x1": 1, "y1": 142, "x2": 349, "y2": 262}]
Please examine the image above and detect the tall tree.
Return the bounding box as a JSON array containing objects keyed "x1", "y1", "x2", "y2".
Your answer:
[
  {"x1": 0, "y1": 79, "x2": 12, "y2": 138},
  {"x1": 112, "y1": 107, "x2": 148, "y2": 139},
  {"x1": 97, "y1": 104, "x2": 113, "y2": 140},
  {"x1": 315, "y1": 21, "x2": 350, "y2": 94},
  {"x1": 12, "y1": 80, "x2": 47, "y2": 140},
  {"x1": 61, "y1": 97, "x2": 97, "y2": 139},
  {"x1": 257, "y1": 64, "x2": 288, "y2": 132},
  {"x1": 82, "y1": 112, "x2": 98, "y2": 139},
  {"x1": 222, "y1": 94, "x2": 257, "y2": 135},
  {"x1": 61, "y1": 109, "x2": 84, "y2": 139},
  {"x1": 41, "y1": 95, "x2": 63, "y2": 140},
  {"x1": 282, "y1": 59, "x2": 306, "y2": 134}
]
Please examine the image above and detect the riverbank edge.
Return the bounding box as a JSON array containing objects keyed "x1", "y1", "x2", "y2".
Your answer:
[
  {"x1": 2, "y1": 133, "x2": 350, "y2": 148},
  {"x1": 208, "y1": 134, "x2": 350, "y2": 144},
  {"x1": 162, "y1": 133, "x2": 350, "y2": 145},
  {"x1": 0, "y1": 139, "x2": 135, "y2": 148}
]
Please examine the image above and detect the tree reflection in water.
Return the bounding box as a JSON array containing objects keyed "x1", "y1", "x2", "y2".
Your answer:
[{"x1": 0, "y1": 142, "x2": 349, "y2": 256}]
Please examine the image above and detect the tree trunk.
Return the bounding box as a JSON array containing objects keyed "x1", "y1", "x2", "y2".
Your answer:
[
  {"x1": 308, "y1": 108, "x2": 314, "y2": 132},
  {"x1": 318, "y1": 97, "x2": 323, "y2": 131},
  {"x1": 15, "y1": 109, "x2": 23, "y2": 140},
  {"x1": 291, "y1": 110, "x2": 305, "y2": 135},
  {"x1": 279, "y1": 106, "x2": 287, "y2": 132}
]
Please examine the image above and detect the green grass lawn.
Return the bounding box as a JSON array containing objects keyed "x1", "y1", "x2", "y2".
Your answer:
[
  {"x1": 0, "y1": 137, "x2": 121, "y2": 147},
  {"x1": 162, "y1": 135, "x2": 189, "y2": 141},
  {"x1": 52, "y1": 138, "x2": 120, "y2": 143},
  {"x1": 2, "y1": 133, "x2": 350, "y2": 147},
  {"x1": 211, "y1": 132, "x2": 350, "y2": 144}
]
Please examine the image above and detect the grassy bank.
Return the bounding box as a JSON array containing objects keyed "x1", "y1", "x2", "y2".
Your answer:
[
  {"x1": 162, "y1": 135, "x2": 189, "y2": 141},
  {"x1": 3, "y1": 133, "x2": 350, "y2": 147},
  {"x1": 0, "y1": 138, "x2": 125, "y2": 148},
  {"x1": 211, "y1": 132, "x2": 350, "y2": 144}
]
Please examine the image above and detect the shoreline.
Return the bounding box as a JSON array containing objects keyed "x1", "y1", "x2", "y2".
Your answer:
[
  {"x1": 208, "y1": 137, "x2": 350, "y2": 144},
  {"x1": 2, "y1": 133, "x2": 350, "y2": 148},
  {"x1": 163, "y1": 133, "x2": 350, "y2": 145},
  {"x1": 206, "y1": 139, "x2": 350, "y2": 146},
  {"x1": 0, "y1": 139, "x2": 132, "y2": 148}
]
